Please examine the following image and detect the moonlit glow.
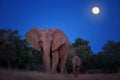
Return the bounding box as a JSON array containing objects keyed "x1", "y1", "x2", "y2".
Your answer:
[{"x1": 92, "y1": 7, "x2": 100, "y2": 14}]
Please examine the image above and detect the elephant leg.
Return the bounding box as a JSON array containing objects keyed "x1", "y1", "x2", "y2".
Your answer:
[
  {"x1": 42, "y1": 53, "x2": 50, "y2": 73},
  {"x1": 72, "y1": 64, "x2": 76, "y2": 74},
  {"x1": 60, "y1": 56, "x2": 67, "y2": 74},
  {"x1": 59, "y1": 44, "x2": 68, "y2": 74},
  {"x1": 64, "y1": 67, "x2": 67, "y2": 75},
  {"x1": 76, "y1": 66, "x2": 80, "y2": 76},
  {"x1": 76, "y1": 66, "x2": 80, "y2": 72},
  {"x1": 52, "y1": 50, "x2": 58, "y2": 73}
]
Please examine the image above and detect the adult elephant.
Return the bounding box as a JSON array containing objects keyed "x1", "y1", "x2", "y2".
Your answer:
[
  {"x1": 72, "y1": 56, "x2": 81, "y2": 76},
  {"x1": 25, "y1": 27, "x2": 69, "y2": 74}
]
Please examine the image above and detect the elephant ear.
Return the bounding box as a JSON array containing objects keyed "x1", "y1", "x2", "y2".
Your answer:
[
  {"x1": 25, "y1": 28, "x2": 42, "y2": 51},
  {"x1": 52, "y1": 29, "x2": 66, "y2": 51}
]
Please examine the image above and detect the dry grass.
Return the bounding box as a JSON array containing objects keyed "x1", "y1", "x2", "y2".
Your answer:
[
  {"x1": 0, "y1": 69, "x2": 120, "y2": 80},
  {"x1": 77, "y1": 74, "x2": 120, "y2": 80},
  {"x1": 0, "y1": 69, "x2": 66, "y2": 80}
]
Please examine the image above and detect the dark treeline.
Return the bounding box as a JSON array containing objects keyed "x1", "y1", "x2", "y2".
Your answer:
[{"x1": 0, "y1": 29, "x2": 120, "y2": 73}]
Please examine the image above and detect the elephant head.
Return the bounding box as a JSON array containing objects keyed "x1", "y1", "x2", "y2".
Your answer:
[
  {"x1": 26, "y1": 27, "x2": 66, "y2": 53},
  {"x1": 25, "y1": 27, "x2": 67, "y2": 73},
  {"x1": 25, "y1": 28, "x2": 42, "y2": 51}
]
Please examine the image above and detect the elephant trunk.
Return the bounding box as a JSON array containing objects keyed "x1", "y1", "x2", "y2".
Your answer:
[{"x1": 42, "y1": 45, "x2": 51, "y2": 73}]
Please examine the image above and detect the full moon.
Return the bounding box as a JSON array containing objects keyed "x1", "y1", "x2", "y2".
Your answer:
[{"x1": 92, "y1": 7, "x2": 100, "y2": 14}]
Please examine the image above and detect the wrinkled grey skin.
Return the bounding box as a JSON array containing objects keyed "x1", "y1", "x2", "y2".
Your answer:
[{"x1": 25, "y1": 28, "x2": 69, "y2": 74}]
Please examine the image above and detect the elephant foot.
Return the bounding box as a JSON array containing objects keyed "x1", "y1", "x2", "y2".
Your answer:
[
  {"x1": 51, "y1": 70, "x2": 57, "y2": 74},
  {"x1": 73, "y1": 72, "x2": 79, "y2": 77}
]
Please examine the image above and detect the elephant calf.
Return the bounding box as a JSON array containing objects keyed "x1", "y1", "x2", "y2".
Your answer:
[{"x1": 72, "y1": 56, "x2": 81, "y2": 76}]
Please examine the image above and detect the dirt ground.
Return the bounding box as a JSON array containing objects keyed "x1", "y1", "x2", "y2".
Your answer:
[{"x1": 0, "y1": 69, "x2": 120, "y2": 80}]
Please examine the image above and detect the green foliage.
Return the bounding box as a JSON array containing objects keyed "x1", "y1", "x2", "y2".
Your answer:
[
  {"x1": 66, "y1": 44, "x2": 76, "y2": 73},
  {"x1": 89, "y1": 40, "x2": 120, "y2": 73},
  {"x1": 90, "y1": 52, "x2": 105, "y2": 69},
  {"x1": 72, "y1": 38, "x2": 89, "y2": 47},
  {"x1": 0, "y1": 29, "x2": 21, "y2": 68},
  {"x1": 0, "y1": 29, "x2": 43, "y2": 70}
]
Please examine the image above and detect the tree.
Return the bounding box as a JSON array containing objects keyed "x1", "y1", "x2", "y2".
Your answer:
[
  {"x1": 101, "y1": 40, "x2": 120, "y2": 73},
  {"x1": 0, "y1": 29, "x2": 44, "y2": 71},
  {"x1": 0, "y1": 29, "x2": 20, "y2": 69},
  {"x1": 72, "y1": 38, "x2": 89, "y2": 47},
  {"x1": 72, "y1": 38, "x2": 92, "y2": 73},
  {"x1": 110, "y1": 41, "x2": 120, "y2": 72}
]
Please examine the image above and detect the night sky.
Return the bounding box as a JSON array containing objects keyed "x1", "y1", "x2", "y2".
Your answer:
[{"x1": 0, "y1": 0, "x2": 120, "y2": 53}]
